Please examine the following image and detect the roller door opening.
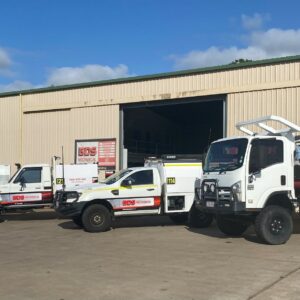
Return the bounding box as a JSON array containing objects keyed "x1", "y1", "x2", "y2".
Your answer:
[{"x1": 121, "y1": 97, "x2": 225, "y2": 167}]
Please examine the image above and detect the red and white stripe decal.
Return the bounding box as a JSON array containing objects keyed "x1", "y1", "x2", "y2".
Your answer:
[
  {"x1": 112, "y1": 196, "x2": 161, "y2": 210},
  {"x1": 0, "y1": 191, "x2": 53, "y2": 205}
]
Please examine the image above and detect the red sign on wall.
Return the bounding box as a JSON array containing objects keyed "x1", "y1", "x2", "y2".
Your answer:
[{"x1": 75, "y1": 139, "x2": 116, "y2": 169}]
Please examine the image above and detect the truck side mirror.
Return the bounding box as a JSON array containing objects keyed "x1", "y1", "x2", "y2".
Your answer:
[
  {"x1": 121, "y1": 178, "x2": 132, "y2": 187},
  {"x1": 19, "y1": 177, "x2": 26, "y2": 190}
]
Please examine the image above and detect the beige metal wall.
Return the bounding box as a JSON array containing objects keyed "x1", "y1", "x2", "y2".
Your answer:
[
  {"x1": 23, "y1": 105, "x2": 119, "y2": 167},
  {"x1": 0, "y1": 59, "x2": 300, "y2": 169},
  {"x1": 0, "y1": 95, "x2": 21, "y2": 167},
  {"x1": 227, "y1": 87, "x2": 300, "y2": 136},
  {"x1": 22, "y1": 61, "x2": 300, "y2": 113}
]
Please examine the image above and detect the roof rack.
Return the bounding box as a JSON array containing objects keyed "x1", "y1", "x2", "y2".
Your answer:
[
  {"x1": 236, "y1": 115, "x2": 300, "y2": 140},
  {"x1": 145, "y1": 154, "x2": 202, "y2": 163}
]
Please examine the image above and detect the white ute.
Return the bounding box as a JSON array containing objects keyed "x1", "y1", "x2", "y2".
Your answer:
[
  {"x1": 196, "y1": 115, "x2": 300, "y2": 245},
  {"x1": 55, "y1": 155, "x2": 213, "y2": 232},
  {"x1": 0, "y1": 158, "x2": 98, "y2": 211}
]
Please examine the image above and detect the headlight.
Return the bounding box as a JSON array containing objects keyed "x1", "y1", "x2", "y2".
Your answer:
[
  {"x1": 231, "y1": 181, "x2": 242, "y2": 202},
  {"x1": 210, "y1": 184, "x2": 215, "y2": 193},
  {"x1": 65, "y1": 192, "x2": 81, "y2": 203}
]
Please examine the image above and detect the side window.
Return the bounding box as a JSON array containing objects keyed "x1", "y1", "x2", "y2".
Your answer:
[
  {"x1": 127, "y1": 170, "x2": 153, "y2": 185},
  {"x1": 249, "y1": 139, "x2": 283, "y2": 173},
  {"x1": 14, "y1": 168, "x2": 42, "y2": 184}
]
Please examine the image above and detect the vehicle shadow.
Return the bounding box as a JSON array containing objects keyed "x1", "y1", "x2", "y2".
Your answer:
[
  {"x1": 186, "y1": 217, "x2": 300, "y2": 245},
  {"x1": 58, "y1": 215, "x2": 179, "y2": 231},
  {"x1": 1, "y1": 209, "x2": 60, "y2": 221}
]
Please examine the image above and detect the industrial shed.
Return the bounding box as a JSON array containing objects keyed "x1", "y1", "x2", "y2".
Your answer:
[{"x1": 1, "y1": 55, "x2": 300, "y2": 174}]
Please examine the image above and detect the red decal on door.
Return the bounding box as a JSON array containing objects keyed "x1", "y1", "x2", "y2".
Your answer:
[
  {"x1": 12, "y1": 195, "x2": 25, "y2": 201},
  {"x1": 122, "y1": 200, "x2": 136, "y2": 206}
]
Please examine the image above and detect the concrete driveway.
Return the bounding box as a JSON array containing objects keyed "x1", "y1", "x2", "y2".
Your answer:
[{"x1": 0, "y1": 210, "x2": 299, "y2": 300}]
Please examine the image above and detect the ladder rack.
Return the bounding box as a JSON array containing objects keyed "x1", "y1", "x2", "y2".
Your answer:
[{"x1": 236, "y1": 115, "x2": 300, "y2": 139}]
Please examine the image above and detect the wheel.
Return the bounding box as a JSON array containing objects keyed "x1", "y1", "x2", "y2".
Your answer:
[
  {"x1": 72, "y1": 216, "x2": 83, "y2": 227},
  {"x1": 169, "y1": 213, "x2": 188, "y2": 224},
  {"x1": 255, "y1": 205, "x2": 293, "y2": 245},
  {"x1": 216, "y1": 215, "x2": 248, "y2": 236},
  {"x1": 188, "y1": 204, "x2": 213, "y2": 228},
  {"x1": 81, "y1": 204, "x2": 112, "y2": 233}
]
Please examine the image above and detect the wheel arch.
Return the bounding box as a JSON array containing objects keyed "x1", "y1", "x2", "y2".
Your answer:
[
  {"x1": 264, "y1": 192, "x2": 293, "y2": 212},
  {"x1": 82, "y1": 199, "x2": 114, "y2": 214}
]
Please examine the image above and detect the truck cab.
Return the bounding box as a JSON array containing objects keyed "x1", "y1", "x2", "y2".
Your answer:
[
  {"x1": 196, "y1": 115, "x2": 300, "y2": 245},
  {"x1": 0, "y1": 164, "x2": 53, "y2": 209},
  {"x1": 0, "y1": 162, "x2": 98, "y2": 211}
]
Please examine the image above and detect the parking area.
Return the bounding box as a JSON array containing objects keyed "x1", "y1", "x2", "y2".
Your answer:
[{"x1": 0, "y1": 210, "x2": 300, "y2": 300}]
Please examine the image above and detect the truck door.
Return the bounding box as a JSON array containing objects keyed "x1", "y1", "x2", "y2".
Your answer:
[
  {"x1": 246, "y1": 138, "x2": 286, "y2": 209},
  {"x1": 116, "y1": 169, "x2": 161, "y2": 210},
  {"x1": 8, "y1": 167, "x2": 45, "y2": 204}
]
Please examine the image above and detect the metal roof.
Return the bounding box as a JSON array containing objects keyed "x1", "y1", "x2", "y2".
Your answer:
[{"x1": 1, "y1": 54, "x2": 300, "y2": 98}]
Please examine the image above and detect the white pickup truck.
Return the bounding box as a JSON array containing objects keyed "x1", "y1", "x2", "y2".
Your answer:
[
  {"x1": 0, "y1": 160, "x2": 98, "y2": 211},
  {"x1": 55, "y1": 155, "x2": 213, "y2": 232}
]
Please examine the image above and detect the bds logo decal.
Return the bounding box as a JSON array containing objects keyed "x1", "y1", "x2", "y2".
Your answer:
[{"x1": 122, "y1": 199, "x2": 136, "y2": 206}]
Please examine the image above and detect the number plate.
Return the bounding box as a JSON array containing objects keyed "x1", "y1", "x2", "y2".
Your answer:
[{"x1": 206, "y1": 201, "x2": 215, "y2": 208}]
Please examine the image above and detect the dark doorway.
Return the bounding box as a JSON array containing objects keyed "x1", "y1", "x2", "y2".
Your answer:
[{"x1": 122, "y1": 96, "x2": 225, "y2": 167}]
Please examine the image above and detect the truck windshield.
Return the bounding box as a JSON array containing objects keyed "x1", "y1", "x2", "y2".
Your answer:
[
  {"x1": 204, "y1": 138, "x2": 248, "y2": 173},
  {"x1": 105, "y1": 169, "x2": 133, "y2": 185}
]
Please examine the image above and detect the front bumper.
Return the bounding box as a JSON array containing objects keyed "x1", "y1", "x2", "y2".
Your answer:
[
  {"x1": 195, "y1": 180, "x2": 246, "y2": 215},
  {"x1": 54, "y1": 191, "x2": 85, "y2": 217},
  {"x1": 195, "y1": 198, "x2": 246, "y2": 214}
]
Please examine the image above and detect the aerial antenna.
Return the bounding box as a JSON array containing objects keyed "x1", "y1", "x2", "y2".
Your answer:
[
  {"x1": 62, "y1": 146, "x2": 66, "y2": 191},
  {"x1": 207, "y1": 128, "x2": 212, "y2": 149}
]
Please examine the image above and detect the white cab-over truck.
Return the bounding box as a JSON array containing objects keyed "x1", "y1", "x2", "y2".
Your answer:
[
  {"x1": 55, "y1": 155, "x2": 213, "y2": 232},
  {"x1": 196, "y1": 115, "x2": 300, "y2": 245},
  {"x1": 0, "y1": 159, "x2": 98, "y2": 211}
]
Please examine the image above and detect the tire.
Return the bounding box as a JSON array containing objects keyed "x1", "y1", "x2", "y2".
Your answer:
[
  {"x1": 169, "y1": 213, "x2": 188, "y2": 224},
  {"x1": 255, "y1": 205, "x2": 293, "y2": 245},
  {"x1": 72, "y1": 216, "x2": 83, "y2": 227},
  {"x1": 216, "y1": 215, "x2": 248, "y2": 236},
  {"x1": 188, "y1": 204, "x2": 214, "y2": 228},
  {"x1": 81, "y1": 204, "x2": 112, "y2": 233}
]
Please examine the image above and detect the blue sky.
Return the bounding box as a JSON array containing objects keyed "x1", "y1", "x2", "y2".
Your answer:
[{"x1": 1, "y1": 0, "x2": 300, "y2": 92}]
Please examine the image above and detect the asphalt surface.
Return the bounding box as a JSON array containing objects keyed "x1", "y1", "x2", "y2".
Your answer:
[{"x1": 0, "y1": 210, "x2": 300, "y2": 300}]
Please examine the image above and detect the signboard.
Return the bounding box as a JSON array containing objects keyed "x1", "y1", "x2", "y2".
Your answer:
[{"x1": 75, "y1": 139, "x2": 116, "y2": 170}]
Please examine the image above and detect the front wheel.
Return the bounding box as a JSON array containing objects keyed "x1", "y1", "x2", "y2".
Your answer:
[
  {"x1": 82, "y1": 204, "x2": 112, "y2": 233},
  {"x1": 255, "y1": 205, "x2": 293, "y2": 245},
  {"x1": 188, "y1": 204, "x2": 213, "y2": 228},
  {"x1": 216, "y1": 215, "x2": 248, "y2": 236}
]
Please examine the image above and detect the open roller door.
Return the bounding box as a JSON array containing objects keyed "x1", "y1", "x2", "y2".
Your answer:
[{"x1": 121, "y1": 96, "x2": 226, "y2": 167}]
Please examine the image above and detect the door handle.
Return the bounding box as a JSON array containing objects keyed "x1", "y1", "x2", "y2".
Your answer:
[
  {"x1": 147, "y1": 188, "x2": 154, "y2": 191},
  {"x1": 111, "y1": 189, "x2": 119, "y2": 196}
]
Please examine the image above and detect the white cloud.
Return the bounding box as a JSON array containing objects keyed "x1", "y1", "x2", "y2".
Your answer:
[
  {"x1": 0, "y1": 48, "x2": 11, "y2": 69},
  {"x1": 47, "y1": 64, "x2": 131, "y2": 86},
  {"x1": 0, "y1": 47, "x2": 13, "y2": 77},
  {"x1": 171, "y1": 18, "x2": 300, "y2": 70},
  {"x1": 0, "y1": 80, "x2": 35, "y2": 92},
  {"x1": 241, "y1": 13, "x2": 270, "y2": 30}
]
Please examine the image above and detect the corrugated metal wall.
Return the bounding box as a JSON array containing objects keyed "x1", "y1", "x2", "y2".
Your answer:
[
  {"x1": 23, "y1": 105, "x2": 119, "y2": 166},
  {"x1": 0, "y1": 59, "x2": 300, "y2": 169},
  {"x1": 0, "y1": 95, "x2": 21, "y2": 167},
  {"x1": 22, "y1": 61, "x2": 300, "y2": 113},
  {"x1": 227, "y1": 87, "x2": 300, "y2": 136}
]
